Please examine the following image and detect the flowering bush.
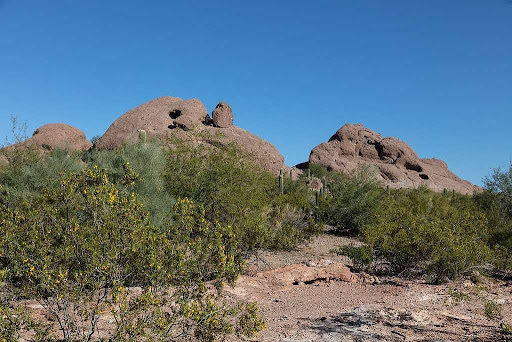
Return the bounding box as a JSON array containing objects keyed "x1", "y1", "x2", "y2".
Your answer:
[{"x1": 0, "y1": 166, "x2": 264, "y2": 340}]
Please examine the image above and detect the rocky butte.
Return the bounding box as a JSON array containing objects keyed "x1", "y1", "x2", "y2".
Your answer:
[{"x1": 306, "y1": 123, "x2": 478, "y2": 194}]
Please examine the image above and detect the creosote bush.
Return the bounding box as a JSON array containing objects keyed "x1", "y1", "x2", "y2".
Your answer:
[
  {"x1": 164, "y1": 136, "x2": 322, "y2": 253},
  {"x1": 362, "y1": 188, "x2": 492, "y2": 281},
  {"x1": 474, "y1": 161, "x2": 512, "y2": 273},
  {"x1": 313, "y1": 166, "x2": 384, "y2": 235},
  {"x1": 0, "y1": 166, "x2": 264, "y2": 340}
]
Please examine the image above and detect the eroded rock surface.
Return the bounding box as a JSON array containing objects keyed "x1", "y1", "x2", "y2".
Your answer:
[
  {"x1": 309, "y1": 123, "x2": 477, "y2": 194},
  {"x1": 4, "y1": 123, "x2": 92, "y2": 153},
  {"x1": 95, "y1": 97, "x2": 284, "y2": 174},
  {"x1": 255, "y1": 262, "x2": 363, "y2": 286}
]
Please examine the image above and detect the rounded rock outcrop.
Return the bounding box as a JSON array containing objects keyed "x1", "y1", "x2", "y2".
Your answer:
[
  {"x1": 309, "y1": 123, "x2": 475, "y2": 194},
  {"x1": 95, "y1": 97, "x2": 284, "y2": 174},
  {"x1": 4, "y1": 123, "x2": 92, "y2": 153},
  {"x1": 95, "y1": 96, "x2": 205, "y2": 149}
]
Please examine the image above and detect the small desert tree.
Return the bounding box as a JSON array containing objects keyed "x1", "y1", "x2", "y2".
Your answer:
[{"x1": 0, "y1": 165, "x2": 264, "y2": 341}]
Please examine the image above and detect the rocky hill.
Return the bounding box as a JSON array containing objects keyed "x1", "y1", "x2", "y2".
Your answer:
[
  {"x1": 95, "y1": 96, "x2": 284, "y2": 174},
  {"x1": 3, "y1": 123, "x2": 92, "y2": 153},
  {"x1": 307, "y1": 123, "x2": 478, "y2": 194},
  {"x1": 1, "y1": 101, "x2": 478, "y2": 193}
]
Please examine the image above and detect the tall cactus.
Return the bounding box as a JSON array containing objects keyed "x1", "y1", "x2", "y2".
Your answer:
[
  {"x1": 279, "y1": 168, "x2": 284, "y2": 195},
  {"x1": 138, "y1": 129, "x2": 147, "y2": 144},
  {"x1": 315, "y1": 190, "x2": 319, "y2": 207},
  {"x1": 307, "y1": 168, "x2": 311, "y2": 181},
  {"x1": 289, "y1": 168, "x2": 293, "y2": 179},
  {"x1": 321, "y1": 176, "x2": 327, "y2": 197}
]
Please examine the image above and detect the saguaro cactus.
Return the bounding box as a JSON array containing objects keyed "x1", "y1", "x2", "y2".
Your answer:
[
  {"x1": 279, "y1": 168, "x2": 284, "y2": 195},
  {"x1": 307, "y1": 169, "x2": 311, "y2": 181},
  {"x1": 138, "y1": 129, "x2": 147, "y2": 144},
  {"x1": 321, "y1": 177, "x2": 327, "y2": 197},
  {"x1": 315, "y1": 190, "x2": 319, "y2": 207}
]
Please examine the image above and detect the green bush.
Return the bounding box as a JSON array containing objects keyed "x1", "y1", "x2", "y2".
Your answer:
[
  {"x1": 0, "y1": 148, "x2": 85, "y2": 205},
  {"x1": 84, "y1": 140, "x2": 175, "y2": 225},
  {"x1": 314, "y1": 166, "x2": 384, "y2": 235},
  {"x1": 307, "y1": 163, "x2": 329, "y2": 179},
  {"x1": 0, "y1": 301, "x2": 54, "y2": 341},
  {"x1": 163, "y1": 137, "x2": 321, "y2": 253},
  {"x1": 484, "y1": 299, "x2": 503, "y2": 320},
  {"x1": 363, "y1": 188, "x2": 492, "y2": 281},
  {"x1": 335, "y1": 245, "x2": 374, "y2": 270},
  {"x1": 474, "y1": 162, "x2": 512, "y2": 272},
  {"x1": 0, "y1": 167, "x2": 264, "y2": 340}
]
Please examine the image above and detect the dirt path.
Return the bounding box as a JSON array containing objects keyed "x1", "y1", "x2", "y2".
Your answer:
[{"x1": 227, "y1": 234, "x2": 512, "y2": 341}]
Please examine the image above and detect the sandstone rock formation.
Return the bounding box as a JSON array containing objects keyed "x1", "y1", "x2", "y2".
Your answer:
[
  {"x1": 236, "y1": 261, "x2": 379, "y2": 288},
  {"x1": 212, "y1": 101, "x2": 234, "y2": 128},
  {"x1": 4, "y1": 123, "x2": 92, "y2": 153},
  {"x1": 308, "y1": 123, "x2": 477, "y2": 194},
  {"x1": 95, "y1": 96, "x2": 284, "y2": 174}
]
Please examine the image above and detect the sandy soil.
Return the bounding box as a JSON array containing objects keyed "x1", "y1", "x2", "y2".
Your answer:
[{"x1": 225, "y1": 234, "x2": 512, "y2": 342}]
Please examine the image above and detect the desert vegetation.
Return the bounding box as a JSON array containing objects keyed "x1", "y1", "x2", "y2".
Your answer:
[
  {"x1": 1, "y1": 120, "x2": 511, "y2": 340},
  {"x1": 313, "y1": 162, "x2": 512, "y2": 282},
  {"x1": 0, "y1": 129, "x2": 321, "y2": 340}
]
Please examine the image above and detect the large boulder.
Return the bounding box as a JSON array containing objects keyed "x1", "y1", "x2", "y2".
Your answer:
[
  {"x1": 212, "y1": 101, "x2": 234, "y2": 128},
  {"x1": 95, "y1": 97, "x2": 284, "y2": 174},
  {"x1": 4, "y1": 123, "x2": 92, "y2": 153},
  {"x1": 308, "y1": 123, "x2": 476, "y2": 194}
]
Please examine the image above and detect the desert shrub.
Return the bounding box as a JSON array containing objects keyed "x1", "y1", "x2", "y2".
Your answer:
[
  {"x1": 0, "y1": 148, "x2": 85, "y2": 205},
  {"x1": 84, "y1": 140, "x2": 175, "y2": 225},
  {"x1": 363, "y1": 188, "x2": 492, "y2": 281},
  {"x1": 484, "y1": 299, "x2": 503, "y2": 320},
  {"x1": 335, "y1": 245, "x2": 374, "y2": 270},
  {"x1": 314, "y1": 166, "x2": 384, "y2": 235},
  {"x1": 164, "y1": 137, "x2": 321, "y2": 253},
  {"x1": 2, "y1": 114, "x2": 28, "y2": 148},
  {"x1": 270, "y1": 205, "x2": 320, "y2": 250},
  {"x1": 447, "y1": 289, "x2": 471, "y2": 303},
  {"x1": 280, "y1": 176, "x2": 312, "y2": 210},
  {"x1": 474, "y1": 162, "x2": 512, "y2": 272},
  {"x1": 0, "y1": 301, "x2": 54, "y2": 341},
  {"x1": 0, "y1": 167, "x2": 264, "y2": 340},
  {"x1": 307, "y1": 163, "x2": 329, "y2": 179}
]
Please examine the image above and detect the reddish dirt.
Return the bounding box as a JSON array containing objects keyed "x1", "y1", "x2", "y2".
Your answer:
[{"x1": 225, "y1": 234, "x2": 512, "y2": 341}]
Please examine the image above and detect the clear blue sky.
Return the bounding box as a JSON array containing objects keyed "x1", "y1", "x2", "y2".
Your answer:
[{"x1": 1, "y1": 1, "x2": 511, "y2": 185}]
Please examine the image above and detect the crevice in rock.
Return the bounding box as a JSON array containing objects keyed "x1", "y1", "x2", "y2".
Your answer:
[
  {"x1": 419, "y1": 173, "x2": 429, "y2": 180},
  {"x1": 405, "y1": 161, "x2": 423, "y2": 173},
  {"x1": 169, "y1": 110, "x2": 181, "y2": 119}
]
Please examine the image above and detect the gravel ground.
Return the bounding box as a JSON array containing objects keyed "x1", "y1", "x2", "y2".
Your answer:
[{"x1": 227, "y1": 234, "x2": 512, "y2": 342}]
